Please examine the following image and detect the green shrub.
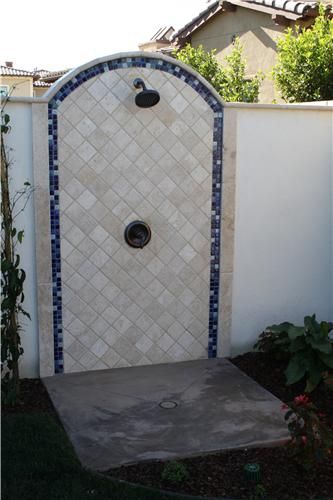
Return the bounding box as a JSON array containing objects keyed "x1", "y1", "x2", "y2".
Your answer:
[
  {"x1": 255, "y1": 315, "x2": 333, "y2": 392},
  {"x1": 174, "y1": 40, "x2": 263, "y2": 103},
  {"x1": 272, "y1": 5, "x2": 333, "y2": 102},
  {"x1": 161, "y1": 460, "x2": 189, "y2": 484}
]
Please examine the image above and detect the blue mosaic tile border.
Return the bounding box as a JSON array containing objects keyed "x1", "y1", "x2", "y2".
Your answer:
[{"x1": 48, "y1": 56, "x2": 224, "y2": 373}]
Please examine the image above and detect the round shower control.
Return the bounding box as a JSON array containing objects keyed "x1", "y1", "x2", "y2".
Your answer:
[{"x1": 124, "y1": 221, "x2": 151, "y2": 248}]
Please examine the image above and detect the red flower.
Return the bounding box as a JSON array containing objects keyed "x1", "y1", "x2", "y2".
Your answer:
[
  {"x1": 301, "y1": 436, "x2": 307, "y2": 444},
  {"x1": 281, "y1": 403, "x2": 289, "y2": 410},
  {"x1": 294, "y1": 395, "x2": 310, "y2": 406}
]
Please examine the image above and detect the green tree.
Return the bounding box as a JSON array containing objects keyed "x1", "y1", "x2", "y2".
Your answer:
[
  {"x1": 273, "y1": 6, "x2": 333, "y2": 102},
  {"x1": 174, "y1": 40, "x2": 263, "y2": 102}
]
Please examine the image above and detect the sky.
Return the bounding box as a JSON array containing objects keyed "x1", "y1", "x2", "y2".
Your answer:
[{"x1": 1, "y1": 0, "x2": 209, "y2": 71}]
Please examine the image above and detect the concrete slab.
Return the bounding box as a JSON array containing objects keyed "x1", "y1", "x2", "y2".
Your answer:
[{"x1": 43, "y1": 358, "x2": 289, "y2": 470}]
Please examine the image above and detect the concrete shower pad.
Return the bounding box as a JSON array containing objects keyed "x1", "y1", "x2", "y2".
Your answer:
[{"x1": 44, "y1": 358, "x2": 289, "y2": 470}]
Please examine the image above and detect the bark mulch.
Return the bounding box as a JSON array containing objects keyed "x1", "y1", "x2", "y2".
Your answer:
[
  {"x1": 230, "y1": 352, "x2": 333, "y2": 423},
  {"x1": 2, "y1": 378, "x2": 56, "y2": 416},
  {"x1": 109, "y1": 446, "x2": 333, "y2": 499}
]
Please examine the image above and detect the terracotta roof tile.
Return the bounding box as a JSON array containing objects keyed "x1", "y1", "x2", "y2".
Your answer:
[
  {"x1": 33, "y1": 80, "x2": 52, "y2": 87},
  {"x1": 0, "y1": 65, "x2": 34, "y2": 77}
]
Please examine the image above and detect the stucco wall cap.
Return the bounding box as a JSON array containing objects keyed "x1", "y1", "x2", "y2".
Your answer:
[
  {"x1": 7, "y1": 97, "x2": 48, "y2": 104},
  {"x1": 224, "y1": 101, "x2": 333, "y2": 111},
  {"x1": 43, "y1": 51, "x2": 225, "y2": 107}
]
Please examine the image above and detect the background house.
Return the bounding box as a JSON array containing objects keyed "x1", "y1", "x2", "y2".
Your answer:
[
  {"x1": 0, "y1": 62, "x2": 68, "y2": 98},
  {"x1": 140, "y1": 0, "x2": 332, "y2": 102},
  {"x1": 138, "y1": 26, "x2": 175, "y2": 53},
  {"x1": 0, "y1": 63, "x2": 36, "y2": 98}
]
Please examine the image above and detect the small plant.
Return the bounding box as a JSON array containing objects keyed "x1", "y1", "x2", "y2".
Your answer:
[
  {"x1": 161, "y1": 460, "x2": 189, "y2": 484},
  {"x1": 282, "y1": 395, "x2": 333, "y2": 469},
  {"x1": 250, "y1": 484, "x2": 267, "y2": 500},
  {"x1": 255, "y1": 315, "x2": 333, "y2": 392}
]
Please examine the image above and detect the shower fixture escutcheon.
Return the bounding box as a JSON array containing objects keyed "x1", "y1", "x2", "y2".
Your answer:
[
  {"x1": 125, "y1": 221, "x2": 151, "y2": 248},
  {"x1": 133, "y1": 78, "x2": 160, "y2": 108}
]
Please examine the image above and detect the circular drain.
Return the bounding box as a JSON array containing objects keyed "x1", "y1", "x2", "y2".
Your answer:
[{"x1": 159, "y1": 400, "x2": 178, "y2": 409}]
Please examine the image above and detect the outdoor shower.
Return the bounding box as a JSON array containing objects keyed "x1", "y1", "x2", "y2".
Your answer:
[{"x1": 133, "y1": 78, "x2": 160, "y2": 108}]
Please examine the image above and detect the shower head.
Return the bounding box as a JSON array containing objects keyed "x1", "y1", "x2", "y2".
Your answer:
[{"x1": 133, "y1": 78, "x2": 160, "y2": 108}]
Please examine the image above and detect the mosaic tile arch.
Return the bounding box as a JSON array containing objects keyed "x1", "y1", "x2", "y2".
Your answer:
[{"x1": 47, "y1": 52, "x2": 224, "y2": 374}]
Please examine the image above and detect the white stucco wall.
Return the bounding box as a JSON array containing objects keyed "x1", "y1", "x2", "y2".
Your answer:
[
  {"x1": 231, "y1": 107, "x2": 333, "y2": 354},
  {"x1": 4, "y1": 101, "x2": 39, "y2": 377}
]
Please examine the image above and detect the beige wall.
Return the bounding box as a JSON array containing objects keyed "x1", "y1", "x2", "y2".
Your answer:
[
  {"x1": 1, "y1": 76, "x2": 33, "y2": 97},
  {"x1": 33, "y1": 86, "x2": 48, "y2": 97},
  {"x1": 191, "y1": 8, "x2": 306, "y2": 103}
]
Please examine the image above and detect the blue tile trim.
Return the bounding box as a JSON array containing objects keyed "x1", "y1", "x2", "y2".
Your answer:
[
  {"x1": 48, "y1": 56, "x2": 224, "y2": 373},
  {"x1": 208, "y1": 113, "x2": 223, "y2": 358}
]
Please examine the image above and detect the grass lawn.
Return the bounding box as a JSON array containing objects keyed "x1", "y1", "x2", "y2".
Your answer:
[{"x1": 2, "y1": 412, "x2": 192, "y2": 500}]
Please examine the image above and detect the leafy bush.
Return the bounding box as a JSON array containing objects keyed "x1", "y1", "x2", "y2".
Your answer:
[
  {"x1": 272, "y1": 5, "x2": 333, "y2": 102},
  {"x1": 282, "y1": 394, "x2": 333, "y2": 469},
  {"x1": 161, "y1": 460, "x2": 189, "y2": 484},
  {"x1": 174, "y1": 40, "x2": 263, "y2": 103},
  {"x1": 255, "y1": 315, "x2": 333, "y2": 392}
]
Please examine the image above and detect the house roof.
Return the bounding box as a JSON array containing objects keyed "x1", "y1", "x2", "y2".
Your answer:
[
  {"x1": 36, "y1": 69, "x2": 69, "y2": 82},
  {"x1": 0, "y1": 64, "x2": 69, "y2": 88},
  {"x1": 150, "y1": 26, "x2": 175, "y2": 42},
  {"x1": 0, "y1": 65, "x2": 35, "y2": 77},
  {"x1": 33, "y1": 80, "x2": 52, "y2": 88},
  {"x1": 172, "y1": 0, "x2": 331, "y2": 41}
]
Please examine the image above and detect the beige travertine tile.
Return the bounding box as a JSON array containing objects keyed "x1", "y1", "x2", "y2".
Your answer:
[
  {"x1": 56, "y1": 68, "x2": 217, "y2": 372},
  {"x1": 37, "y1": 284, "x2": 54, "y2": 377},
  {"x1": 32, "y1": 104, "x2": 55, "y2": 376},
  {"x1": 218, "y1": 272, "x2": 234, "y2": 357}
]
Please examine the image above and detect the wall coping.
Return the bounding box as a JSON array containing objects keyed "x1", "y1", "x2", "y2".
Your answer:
[
  {"x1": 224, "y1": 101, "x2": 333, "y2": 111},
  {"x1": 8, "y1": 96, "x2": 333, "y2": 112}
]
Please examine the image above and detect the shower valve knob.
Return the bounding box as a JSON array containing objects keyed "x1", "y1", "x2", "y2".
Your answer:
[{"x1": 124, "y1": 221, "x2": 151, "y2": 248}]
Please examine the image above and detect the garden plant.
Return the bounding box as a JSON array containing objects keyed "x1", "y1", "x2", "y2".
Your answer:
[
  {"x1": 255, "y1": 315, "x2": 333, "y2": 392},
  {"x1": 273, "y1": 5, "x2": 333, "y2": 102},
  {"x1": 175, "y1": 40, "x2": 263, "y2": 102},
  {"x1": 1, "y1": 109, "x2": 31, "y2": 405},
  {"x1": 161, "y1": 461, "x2": 189, "y2": 484},
  {"x1": 282, "y1": 394, "x2": 333, "y2": 469}
]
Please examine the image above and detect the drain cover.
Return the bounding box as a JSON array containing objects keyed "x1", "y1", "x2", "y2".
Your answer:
[{"x1": 159, "y1": 400, "x2": 178, "y2": 409}]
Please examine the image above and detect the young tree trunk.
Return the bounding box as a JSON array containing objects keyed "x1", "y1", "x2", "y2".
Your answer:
[{"x1": 1, "y1": 132, "x2": 20, "y2": 398}]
